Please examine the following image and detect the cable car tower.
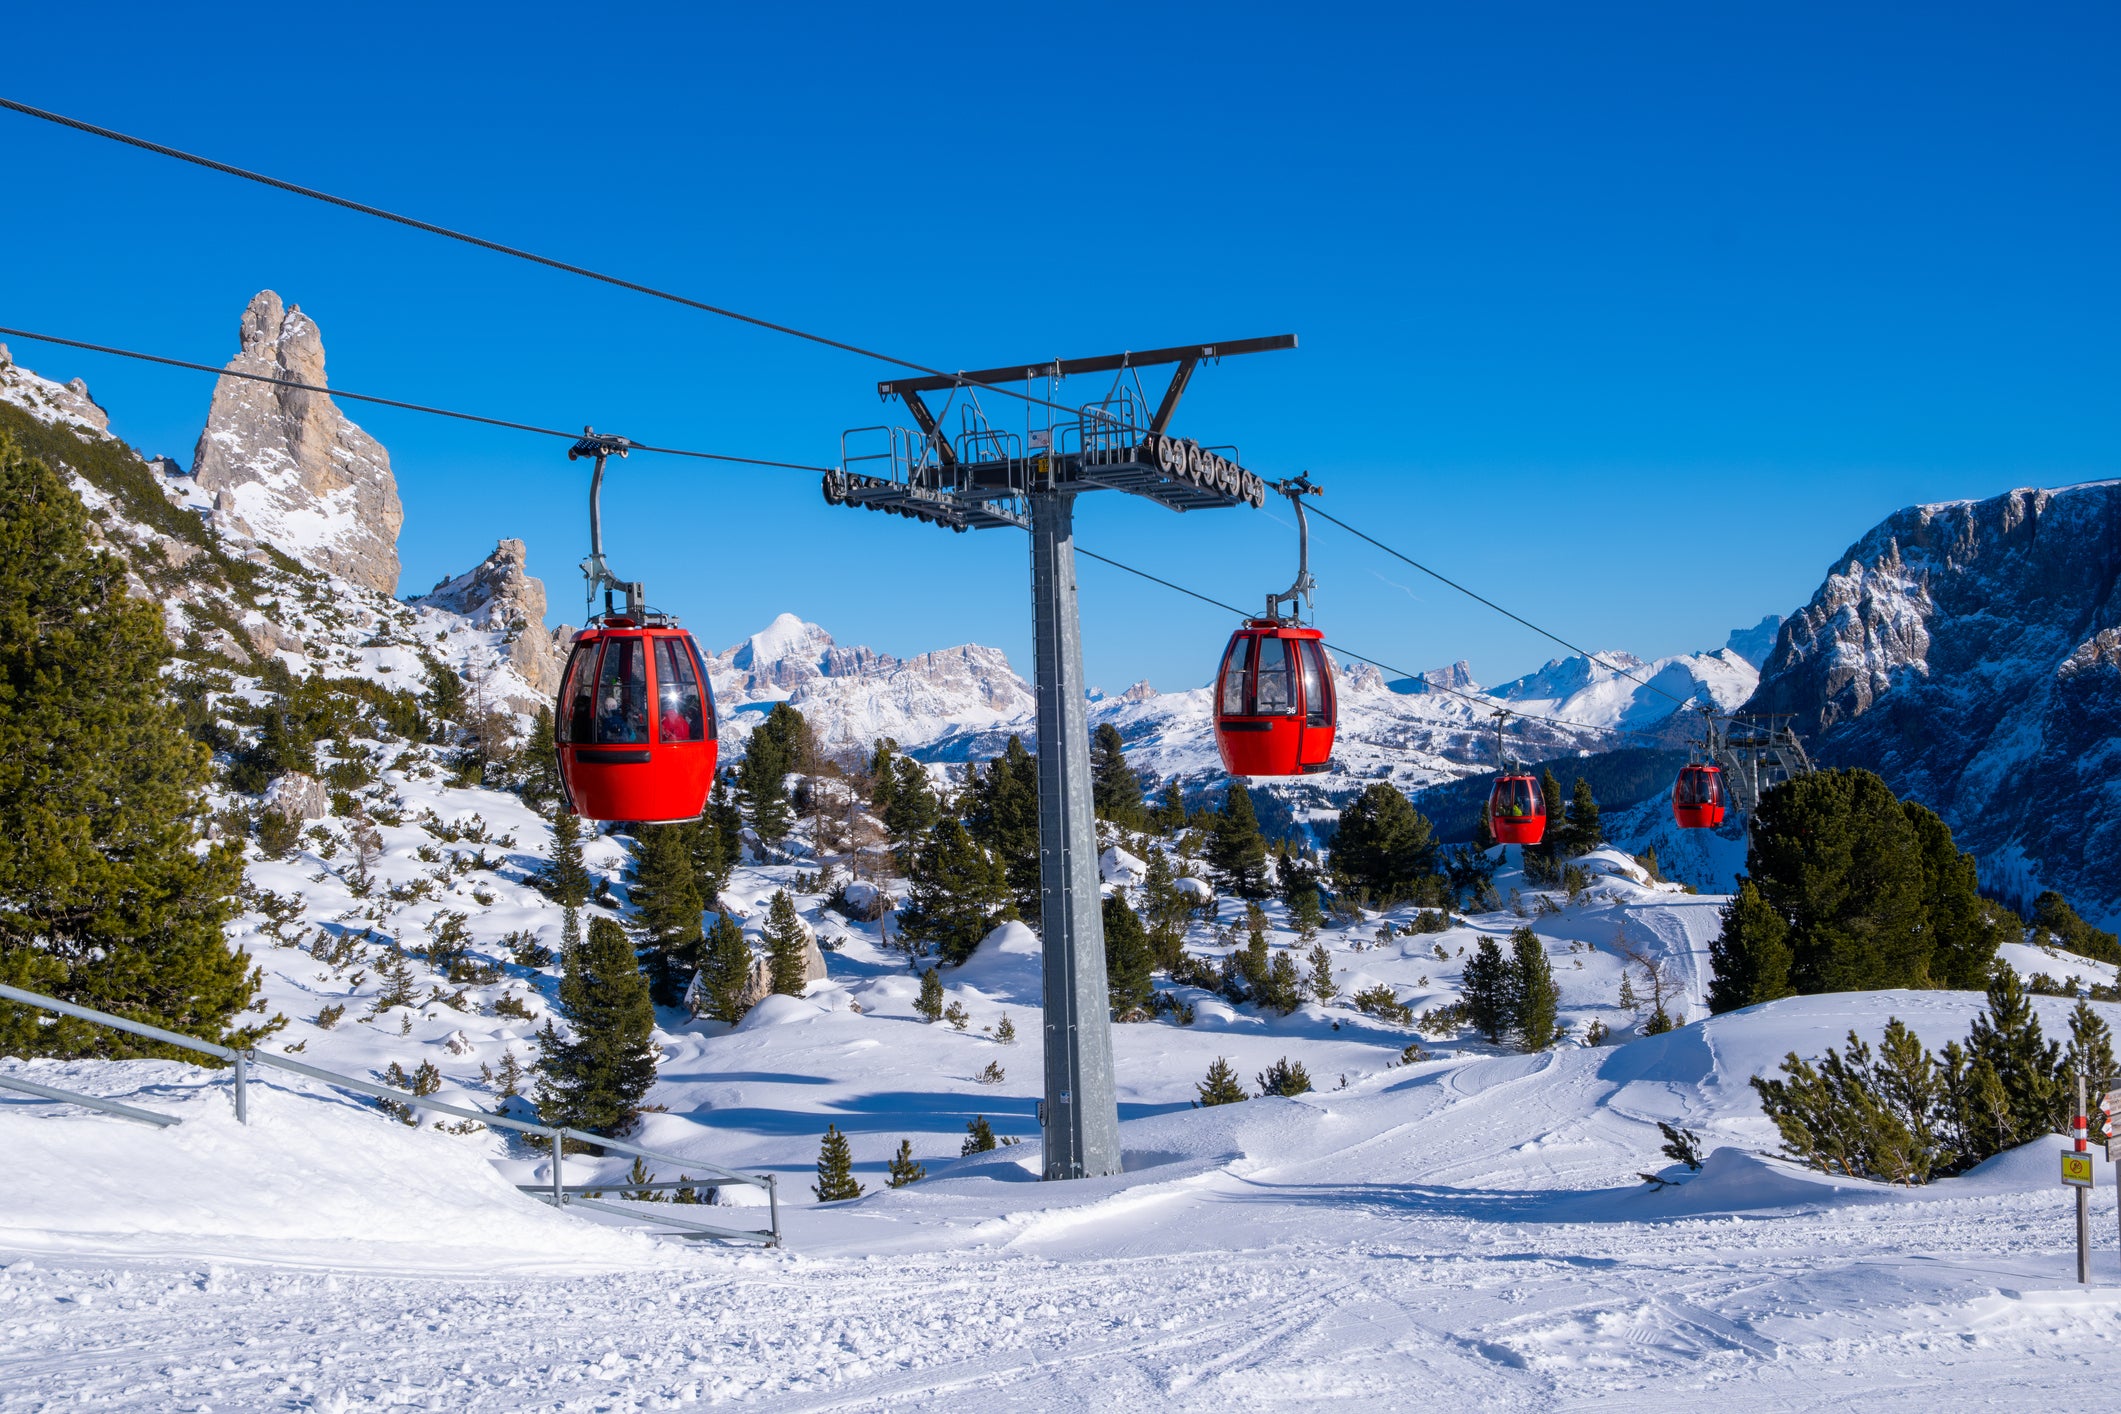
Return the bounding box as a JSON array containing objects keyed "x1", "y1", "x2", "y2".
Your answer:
[
  {"x1": 825, "y1": 335, "x2": 1296, "y2": 1180},
  {"x1": 1706, "y1": 712, "x2": 1815, "y2": 816}
]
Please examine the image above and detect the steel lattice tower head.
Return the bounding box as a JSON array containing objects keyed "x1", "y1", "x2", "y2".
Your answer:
[{"x1": 824, "y1": 336, "x2": 1296, "y2": 1179}]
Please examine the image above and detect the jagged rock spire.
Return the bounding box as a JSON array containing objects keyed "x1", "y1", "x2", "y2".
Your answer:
[{"x1": 191, "y1": 291, "x2": 404, "y2": 593}]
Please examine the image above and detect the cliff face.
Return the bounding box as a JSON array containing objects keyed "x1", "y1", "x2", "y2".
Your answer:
[
  {"x1": 191, "y1": 291, "x2": 404, "y2": 594},
  {"x1": 1745, "y1": 481, "x2": 2121, "y2": 925}
]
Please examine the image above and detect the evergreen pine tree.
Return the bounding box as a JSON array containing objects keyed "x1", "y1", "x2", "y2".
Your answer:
[
  {"x1": 1307, "y1": 942, "x2": 1335, "y2": 1004},
  {"x1": 1091, "y1": 724, "x2": 1144, "y2": 826},
  {"x1": 707, "y1": 770, "x2": 745, "y2": 869},
  {"x1": 916, "y1": 966, "x2": 945, "y2": 1022},
  {"x1": 1473, "y1": 805, "x2": 1497, "y2": 853},
  {"x1": 1461, "y1": 937, "x2": 1512, "y2": 1044},
  {"x1": 898, "y1": 818, "x2": 1012, "y2": 965},
  {"x1": 535, "y1": 916, "x2": 657, "y2": 1138},
  {"x1": 1280, "y1": 853, "x2": 1326, "y2": 941},
  {"x1": 1738, "y1": 769, "x2": 1931, "y2": 995},
  {"x1": 882, "y1": 754, "x2": 939, "y2": 869},
  {"x1": 2031, "y1": 891, "x2": 2121, "y2": 965},
  {"x1": 1263, "y1": 951, "x2": 1304, "y2": 1014},
  {"x1": 764, "y1": 888, "x2": 811, "y2": 996},
  {"x1": 1205, "y1": 782, "x2": 1270, "y2": 899},
  {"x1": 1151, "y1": 781, "x2": 1187, "y2": 835},
  {"x1": 698, "y1": 913, "x2": 753, "y2": 1023},
  {"x1": 543, "y1": 809, "x2": 592, "y2": 908},
  {"x1": 1255, "y1": 1056, "x2": 1313, "y2": 1097},
  {"x1": 2066, "y1": 1000, "x2": 2117, "y2": 1101},
  {"x1": 1508, "y1": 925, "x2": 1561, "y2": 1051},
  {"x1": 960, "y1": 1114, "x2": 998, "y2": 1154},
  {"x1": 966, "y1": 736, "x2": 1041, "y2": 925},
  {"x1": 1102, "y1": 889, "x2": 1154, "y2": 1015},
  {"x1": 886, "y1": 1138, "x2": 927, "y2": 1188},
  {"x1": 1328, "y1": 783, "x2": 1438, "y2": 904},
  {"x1": 1194, "y1": 1056, "x2": 1248, "y2": 1106},
  {"x1": 1537, "y1": 768, "x2": 1565, "y2": 866},
  {"x1": 1564, "y1": 777, "x2": 1601, "y2": 856},
  {"x1": 812, "y1": 1123, "x2": 864, "y2": 1201},
  {"x1": 628, "y1": 824, "x2": 702, "y2": 1006},
  {"x1": 994, "y1": 1012, "x2": 1017, "y2": 1044},
  {"x1": 736, "y1": 743, "x2": 792, "y2": 845},
  {"x1": 1965, "y1": 969, "x2": 2063, "y2": 1144},
  {"x1": 0, "y1": 433, "x2": 266, "y2": 1057},
  {"x1": 1901, "y1": 800, "x2": 1999, "y2": 988},
  {"x1": 1709, "y1": 879, "x2": 1795, "y2": 1013},
  {"x1": 1139, "y1": 846, "x2": 1191, "y2": 969},
  {"x1": 1235, "y1": 903, "x2": 1272, "y2": 998}
]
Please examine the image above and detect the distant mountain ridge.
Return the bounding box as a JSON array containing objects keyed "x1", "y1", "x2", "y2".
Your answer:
[{"x1": 1744, "y1": 481, "x2": 2121, "y2": 927}]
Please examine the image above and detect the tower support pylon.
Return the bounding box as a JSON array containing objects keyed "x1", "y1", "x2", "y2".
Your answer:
[{"x1": 1028, "y1": 487, "x2": 1122, "y2": 1178}]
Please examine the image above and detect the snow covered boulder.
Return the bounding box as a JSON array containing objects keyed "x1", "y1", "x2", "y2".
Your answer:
[
  {"x1": 1100, "y1": 845, "x2": 1147, "y2": 886},
  {"x1": 1174, "y1": 876, "x2": 1215, "y2": 905},
  {"x1": 952, "y1": 920, "x2": 1042, "y2": 1003},
  {"x1": 263, "y1": 771, "x2": 330, "y2": 822}
]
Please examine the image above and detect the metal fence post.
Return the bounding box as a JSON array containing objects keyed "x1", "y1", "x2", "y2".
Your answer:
[
  {"x1": 767, "y1": 1174, "x2": 781, "y2": 1247},
  {"x1": 551, "y1": 1131, "x2": 565, "y2": 1207},
  {"x1": 233, "y1": 1050, "x2": 248, "y2": 1125}
]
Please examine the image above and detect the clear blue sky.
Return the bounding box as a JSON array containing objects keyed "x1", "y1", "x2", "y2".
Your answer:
[{"x1": 4, "y1": 4, "x2": 2114, "y2": 693}]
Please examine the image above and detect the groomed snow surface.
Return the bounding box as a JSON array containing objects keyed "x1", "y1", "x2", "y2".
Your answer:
[{"x1": 7, "y1": 840, "x2": 2120, "y2": 1408}]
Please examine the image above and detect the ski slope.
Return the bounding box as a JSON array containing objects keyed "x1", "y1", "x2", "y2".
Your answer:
[{"x1": 6, "y1": 837, "x2": 2119, "y2": 1408}]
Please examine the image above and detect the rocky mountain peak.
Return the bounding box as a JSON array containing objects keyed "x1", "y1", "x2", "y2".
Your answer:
[
  {"x1": 1746, "y1": 480, "x2": 2121, "y2": 925},
  {"x1": 191, "y1": 291, "x2": 404, "y2": 594},
  {"x1": 414, "y1": 538, "x2": 571, "y2": 696}
]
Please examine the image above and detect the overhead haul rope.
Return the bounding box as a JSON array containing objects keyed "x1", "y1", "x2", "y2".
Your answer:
[
  {"x1": 1069, "y1": 546, "x2": 1663, "y2": 749},
  {"x1": 1303, "y1": 502, "x2": 1697, "y2": 712},
  {"x1": 5, "y1": 316, "x2": 1694, "y2": 746},
  {"x1": 0, "y1": 325, "x2": 833, "y2": 472},
  {"x1": 0, "y1": 95, "x2": 1091, "y2": 419}
]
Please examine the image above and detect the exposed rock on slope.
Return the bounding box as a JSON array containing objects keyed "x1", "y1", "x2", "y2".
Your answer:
[
  {"x1": 0, "y1": 345, "x2": 110, "y2": 435},
  {"x1": 1745, "y1": 481, "x2": 2121, "y2": 926},
  {"x1": 415, "y1": 539, "x2": 571, "y2": 697},
  {"x1": 191, "y1": 291, "x2": 405, "y2": 594}
]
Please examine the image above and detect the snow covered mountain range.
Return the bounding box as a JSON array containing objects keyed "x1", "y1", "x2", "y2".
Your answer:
[{"x1": 11, "y1": 289, "x2": 2118, "y2": 926}]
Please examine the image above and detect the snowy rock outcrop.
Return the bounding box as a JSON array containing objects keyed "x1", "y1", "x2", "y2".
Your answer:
[
  {"x1": 0, "y1": 344, "x2": 112, "y2": 436},
  {"x1": 1745, "y1": 481, "x2": 2121, "y2": 926},
  {"x1": 263, "y1": 772, "x2": 331, "y2": 822},
  {"x1": 191, "y1": 291, "x2": 405, "y2": 594},
  {"x1": 415, "y1": 539, "x2": 571, "y2": 697}
]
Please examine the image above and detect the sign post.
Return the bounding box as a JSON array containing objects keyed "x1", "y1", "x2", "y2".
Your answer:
[{"x1": 2065, "y1": 1074, "x2": 2092, "y2": 1284}]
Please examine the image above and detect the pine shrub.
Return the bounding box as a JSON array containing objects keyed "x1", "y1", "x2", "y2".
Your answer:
[
  {"x1": 698, "y1": 914, "x2": 752, "y2": 1024},
  {"x1": 1194, "y1": 1057, "x2": 1248, "y2": 1107},
  {"x1": 886, "y1": 1139, "x2": 927, "y2": 1188},
  {"x1": 961, "y1": 1115, "x2": 999, "y2": 1155},
  {"x1": 916, "y1": 967, "x2": 945, "y2": 1023},
  {"x1": 812, "y1": 1124, "x2": 864, "y2": 1201},
  {"x1": 764, "y1": 889, "x2": 811, "y2": 996},
  {"x1": 1255, "y1": 1057, "x2": 1313, "y2": 1098}
]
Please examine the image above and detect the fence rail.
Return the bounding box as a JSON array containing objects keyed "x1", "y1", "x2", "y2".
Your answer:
[{"x1": 0, "y1": 982, "x2": 779, "y2": 1246}]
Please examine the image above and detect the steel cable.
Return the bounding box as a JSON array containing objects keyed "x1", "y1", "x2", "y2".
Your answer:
[{"x1": 0, "y1": 325, "x2": 833, "y2": 471}]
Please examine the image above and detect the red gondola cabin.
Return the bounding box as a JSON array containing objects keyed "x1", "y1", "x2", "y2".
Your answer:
[
  {"x1": 1671, "y1": 763, "x2": 1726, "y2": 829},
  {"x1": 1213, "y1": 623, "x2": 1337, "y2": 777},
  {"x1": 554, "y1": 620, "x2": 718, "y2": 823},
  {"x1": 1488, "y1": 774, "x2": 1546, "y2": 846}
]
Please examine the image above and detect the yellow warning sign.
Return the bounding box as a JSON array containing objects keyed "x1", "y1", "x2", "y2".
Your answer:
[{"x1": 2062, "y1": 1151, "x2": 2095, "y2": 1187}]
